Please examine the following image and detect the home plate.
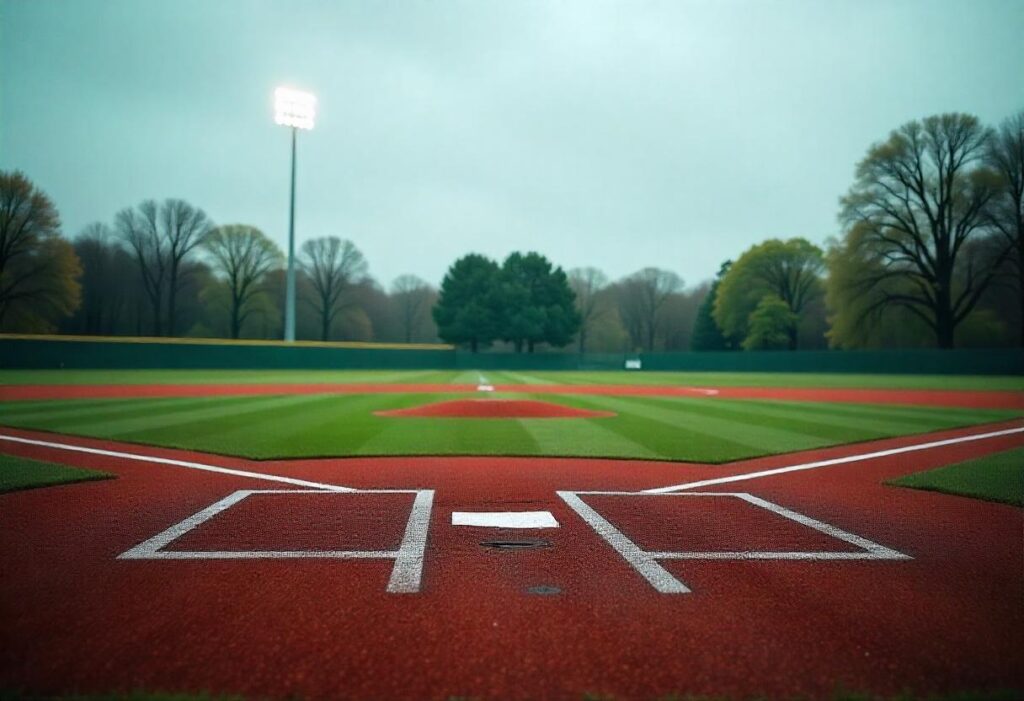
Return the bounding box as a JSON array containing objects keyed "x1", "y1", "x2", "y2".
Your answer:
[{"x1": 452, "y1": 511, "x2": 560, "y2": 528}]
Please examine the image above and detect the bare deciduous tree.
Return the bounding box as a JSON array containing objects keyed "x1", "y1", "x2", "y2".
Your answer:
[
  {"x1": 73, "y1": 222, "x2": 133, "y2": 334},
  {"x1": 568, "y1": 267, "x2": 608, "y2": 353},
  {"x1": 839, "y1": 113, "x2": 1000, "y2": 348},
  {"x1": 616, "y1": 267, "x2": 682, "y2": 351},
  {"x1": 162, "y1": 200, "x2": 213, "y2": 335},
  {"x1": 0, "y1": 170, "x2": 80, "y2": 329},
  {"x1": 204, "y1": 225, "x2": 282, "y2": 338},
  {"x1": 116, "y1": 199, "x2": 212, "y2": 336},
  {"x1": 390, "y1": 274, "x2": 435, "y2": 343},
  {"x1": 300, "y1": 237, "x2": 368, "y2": 341},
  {"x1": 985, "y1": 110, "x2": 1024, "y2": 345}
]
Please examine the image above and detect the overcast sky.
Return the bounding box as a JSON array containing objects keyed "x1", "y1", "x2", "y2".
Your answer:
[{"x1": 2, "y1": 0, "x2": 1022, "y2": 290}]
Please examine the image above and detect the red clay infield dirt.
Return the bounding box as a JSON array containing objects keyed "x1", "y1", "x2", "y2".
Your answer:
[
  {"x1": 375, "y1": 398, "x2": 617, "y2": 418},
  {"x1": 2, "y1": 382, "x2": 1023, "y2": 409},
  {"x1": 1, "y1": 421, "x2": 1023, "y2": 700}
]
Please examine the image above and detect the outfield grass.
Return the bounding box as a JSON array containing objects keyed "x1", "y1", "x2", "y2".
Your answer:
[
  {"x1": 887, "y1": 447, "x2": 1024, "y2": 506},
  {"x1": 0, "y1": 393, "x2": 1016, "y2": 463},
  {"x1": 0, "y1": 369, "x2": 1022, "y2": 391},
  {"x1": 0, "y1": 453, "x2": 114, "y2": 493}
]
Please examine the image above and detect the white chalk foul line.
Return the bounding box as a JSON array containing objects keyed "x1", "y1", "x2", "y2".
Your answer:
[
  {"x1": 643, "y1": 425, "x2": 1024, "y2": 494},
  {"x1": 0, "y1": 433, "x2": 355, "y2": 492}
]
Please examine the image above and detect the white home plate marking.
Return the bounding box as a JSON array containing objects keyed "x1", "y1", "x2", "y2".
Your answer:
[{"x1": 452, "y1": 511, "x2": 559, "y2": 528}]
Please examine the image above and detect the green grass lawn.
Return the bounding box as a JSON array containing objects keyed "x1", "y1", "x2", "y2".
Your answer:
[
  {"x1": 0, "y1": 453, "x2": 114, "y2": 493},
  {"x1": 0, "y1": 368, "x2": 1022, "y2": 391},
  {"x1": 887, "y1": 447, "x2": 1024, "y2": 506},
  {"x1": 0, "y1": 392, "x2": 1017, "y2": 463}
]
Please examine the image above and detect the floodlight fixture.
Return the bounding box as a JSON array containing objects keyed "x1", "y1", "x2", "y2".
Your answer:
[{"x1": 274, "y1": 87, "x2": 316, "y2": 130}]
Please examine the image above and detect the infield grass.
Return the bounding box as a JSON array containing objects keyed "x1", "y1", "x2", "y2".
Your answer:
[
  {"x1": 887, "y1": 447, "x2": 1024, "y2": 506},
  {"x1": 0, "y1": 453, "x2": 114, "y2": 493},
  {"x1": 0, "y1": 392, "x2": 1017, "y2": 462},
  {"x1": 0, "y1": 369, "x2": 1021, "y2": 391}
]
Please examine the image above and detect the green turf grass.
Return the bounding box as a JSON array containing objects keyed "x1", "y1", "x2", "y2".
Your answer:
[
  {"x1": 0, "y1": 393, "x2": 1017, "y2": 463},
  {"x1": 886, "y1": 447, "x2": 1024, "y2": 506},
  {"x1": 1, "y1": 369, "x2": 1021, "y2": 391},
  {"x1": 0, "y1": 453, "x2": 114, "y2": 493}
]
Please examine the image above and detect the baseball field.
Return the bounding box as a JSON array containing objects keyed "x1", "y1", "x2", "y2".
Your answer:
[{"x1": 1, "y1": 367, "x2": 1022, "y2": 701}]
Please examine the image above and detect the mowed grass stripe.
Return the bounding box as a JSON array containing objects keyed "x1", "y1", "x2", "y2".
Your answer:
[
  {"x1": 181, "y1": 394, "x2": 406, "y2": 458},
  {"x1": 619, "y1": 395, "x2": 1009, "y2": 441},
  {"x1": 450, "y1": 371, "x2": 487, "y2": 385},
  {"x1": 117, "y1": 395, "x2": 350, "y2": 451},
  {"x1": 737, "y1": 396, "x2": 1016, "y2": 426},
  {"x1": 532, "y1": 370, "x2": 1024, "y2": 391},
  {"x1": 285, "y1": 393, "x2": 446, "y2": 457},
  {"x1": 0, "y1": 396, "x2": 256, "y2": 429},
  {"x1": 0, "y1": 396, "x2": 186, "y2": 419},
  {"x1": 2, "y1": 391, "x2": 1015, "y2": 463},
  {"x1": 573, "y1": 395, "x2": 829, "y2": 452},
  {"x1": 357, "y1": 396, "x2": 542, "y2": 456},
  {"x1": 554, "y1": 395, "x2": 762, "y2": 461},
  {"x1": 46, "y1": 395, "x2": 319, "y2": 436},
  {"x1": 0, "y1": 369, "x2": 464, "y2": 386},
  {"x1": 491, "y1": 371, "x2": 551, "y2": 385},
  {"x1": 518, "y1": 413, "x2": 660, "y2": 459}
]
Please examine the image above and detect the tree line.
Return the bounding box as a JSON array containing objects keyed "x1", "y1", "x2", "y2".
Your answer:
[
  {"x1": 0, "y1": 182, "x2": 439, "y2": 344},
  {"x1": 1, "y1": 110, "x2": 1020, "y2": 350}
]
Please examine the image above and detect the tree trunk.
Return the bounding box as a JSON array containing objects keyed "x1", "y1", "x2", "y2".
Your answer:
[
  {"x1": 1019, "y1": 239, "x2": 1024, "y2": 347},
  {"x1": 528, "y1": 339, "x2": 535, "y2": 353},
  {"x1": 934, "y1": 257, "x2": 955, "y2": 349},
  {"x1": 935, "y1": 290, "x2": 955, "y2": 349},
  {"x1": 151, "y1": 289, "x2": 162, "y2": 336},
  {"x1": 167, "y1": 265, "x2": 178, "y2": 337},
  {"x1": 1019, "y1": 274, "x2": 1024, "y2": 348},
  {"x1": 787, "y1": 324, "x2": 798, "y2": 351},
  {"x1": 321, "y1": 309, "x2": 330, "y2": 341},
  {"x1": 470, "y1": 338, "x2": 478, "y2": 353},
  {"x1": 231, "y1": 297, "x2": 242, "y2": 339}
]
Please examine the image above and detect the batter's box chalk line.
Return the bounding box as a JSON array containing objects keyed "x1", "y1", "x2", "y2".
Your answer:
[
  {"x1": 118, "y1": 488, "x2": 435, "y2": 594},
  {"x1": 556, "y1": 490, "x2": 911, "y2": 594}
]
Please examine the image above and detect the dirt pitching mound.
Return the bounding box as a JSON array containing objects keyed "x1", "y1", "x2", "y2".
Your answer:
[{"x1": 375, "y1": 398, "x2": 616, "y2": 419}]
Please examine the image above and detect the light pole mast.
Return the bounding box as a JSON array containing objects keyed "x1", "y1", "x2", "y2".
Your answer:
[
  {"x1": 274, "y1": 87, "x2": 316, "y2": 342},
  {"x1": 285, "y1": 125, "x2": 297, "y2": 342}
]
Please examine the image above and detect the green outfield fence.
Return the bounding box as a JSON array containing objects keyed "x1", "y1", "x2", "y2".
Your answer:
[{"x1": 1, "y1": 334, "x2": 1022, "y2": 375}]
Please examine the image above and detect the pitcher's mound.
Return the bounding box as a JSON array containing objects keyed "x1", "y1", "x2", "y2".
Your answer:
[{"x1": 375, "y1": 399, "x2": 616, "y2": 419}]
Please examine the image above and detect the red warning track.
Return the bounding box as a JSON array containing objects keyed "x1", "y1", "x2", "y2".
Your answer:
[
  {"x1": 1, "y1": 422, "x2": 1022, "y2": 700},
  {"x1": 375, "y1": 398, "x2": 616, "y2": 418},
  {"x1": 2, "y1": 381, "x2": 1022, "y2": 409}
]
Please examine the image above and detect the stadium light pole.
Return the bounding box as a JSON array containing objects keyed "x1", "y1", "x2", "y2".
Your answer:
[{"x1": 274, "y1": 87, "x2": 316, "y2": 342}]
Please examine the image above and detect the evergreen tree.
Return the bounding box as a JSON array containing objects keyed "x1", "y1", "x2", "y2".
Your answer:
[
  {"x1": 433, "y1": 254, "x2": 501, "y2": 352},
  {"x1": 691, "y1": 261, "x2": 733, "y2": 350},
  {"x1": 500, "y1": 252, "x2": 580, "y2": 352}
]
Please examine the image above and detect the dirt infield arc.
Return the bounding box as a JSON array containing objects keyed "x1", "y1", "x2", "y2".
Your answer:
[
  {"x1": 3, "y1": 381, "x2": 1024, "y2": 409},
  {"x1": 1, "y1": 421, "x2": 1023, "y2": 700}
]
